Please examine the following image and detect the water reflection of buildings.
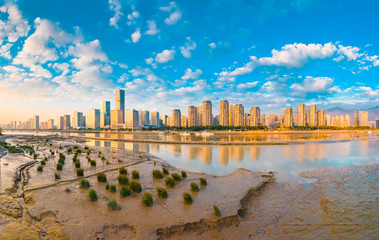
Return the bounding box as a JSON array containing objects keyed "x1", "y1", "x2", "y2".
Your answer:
[
  {"x1": 202, "y1": 146, "x2": 212, "y2": 165},
  {"x1": 219, "y1": 147, "x2": 229, "y2": 166},
  {"x1": 249, "y1": 147, "x2": 260, "y2": 161}
]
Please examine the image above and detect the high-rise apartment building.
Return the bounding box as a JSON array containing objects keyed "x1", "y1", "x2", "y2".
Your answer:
[
  {"x1": 250, "y1": 107, "x2": 260, "y2": 127},
  {"x1": 307, "y1": 105, "x2": 317, "y2": 127},
  {"x1": 284, "y1": 107, "x2": 293, "y2": 127},
  {"x1": 159, "y1": 115, "x2": 168, "y2": 127},
  {"x1": 111, "y1": 110, "x2": 124, "y2": 128},
  {"x1": 58, "y1": 116, "x2": 64, "y2": 130},
  {"x1": 228, "y1": 104, "x2": 234, "y2": 127},
  {"x1": 317, "y1": 110, "x2": 325, "y2": 126},
  {"x1": 268, "y1": 114, "x2": 277, "y2": 128},
  {"x1": 173, "y1": 109, "x2": 181, "y2": 127},
  {"x1": 87, "y1": 109, "x2": 100, "y2": 129},
  {"x1": 354, "y1": 111, "x2": 368, "y2": 126},
  {"x1": 72, "y1": 111, "x2": 83, "y2": 129},
  {"x1": 202, "y1": 100, "x2": 213, "y2": 126},
  {"x1": 326, "y1": 114, "x2": 331, "y2": 126},
  {"x1": 219, "y1": 100, "x2": 229, "y2": 126},
  {"x1": 100, "y1": 101, "x2": 111, "y2": 127},
  {"x1": 47, "y1": 119, "x2": 54, "y2": 129},
  {"x1": 33, "y1": 115, "x2": 39, "y2": 129},
  {"x1": 188, "y1": 106, "x2": 197, "y2": 127},
  {"x1": 150, "y1": 111, "x2": 159, "y2": 127},
  {"x1": 181, "y1": 116, "x2": 188, "y2": 127},
  {"x1": 196, "y1": 106, "x2": 203, "y2": 126},
  {"x1": 63, "y1": 115, "x2": 71, "y2": 129},
  {"x1": 244, "y1": 113, "x2": 250, "y2": 127},
  {"x1": 125, "y1": 109, "x2": 139, "y2": 129},
  {"x1": 234, "y1": 104, "x2": 244, "y2": 126},
  {"x1": 345, "y1": 114, "x2": 351, "y2": 127},
  {"x1": 115, "y1": 89, "x2": 125, "y2": 123},
  {"x1": 296, "y1": 104, "x2": 306, "y2": 126},
  {"x1": 139, "y1": 110, "x2": 150, "y2": 127}
]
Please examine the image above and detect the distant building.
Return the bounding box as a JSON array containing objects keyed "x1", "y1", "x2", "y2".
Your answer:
[
  {"x1": 244, "y1": 113, "x2": 250, "y2": 127},
  {"x1": 47, "y1": 119, "x2": 54, "y2": 129},
  {"x1": 234, "y1": 104, "x2": 244, "y2": 126},
  {"x1": 326, "y1": 114, "x2": 331, "y2": 126},
  {"x1": 72, "y1": 111, "x2": 84, "y2": 129},
  {"x1": 188, "y1": 106, "x2": 197, "y2": 127},
  {"x1": 219, "y1": 100, "x2": 229, "y2": 126},
  {"x1": 317, "y1": 110, "x2": 325, "y2": 126},
  {"x1": 268, "y1": 114, "x2": 277, "y2": 128},
  {"x1": 63, "y1": 115, "x2": 71, "y2": 129},
  {"x1": 139, "y1": 110, "x2": 150, "y2": 127},
  {"x1": 100, "y1": 101, "x2": 111, "y2": 127},
  {"x1": 307, "y1": 105, "x2": 317, "y2": 127},
  {"x1": 173, "y1": 109, "x2": 181, "y2": 127},
  {"x1": 115, "y1": 89, "x2": 125, "y2": 123},
  {"x1": 159, "y1": 115, "x2": 168, "y2": 127},
  {"x1": 376, "y1": 119, "x2": 379, "y2": 128},
  {"x1": 202, "y1": 100, "x2": 213, "y2": 126},
  {"x1": 284, "y1": 107, "x2": 293, "y2": 127},
  {"x1": 354, "y1": 111, "x2": 368, "y2": 127},
  {"x1": 196, "y1": 106, "x2": 203, "y2": 126},
  {"x1": 181, "y1": 116, "x2": 188, "y2": 127},
  {"x1": 150, "y1": 111, "x2": 159, "y2": 127},
  {"x1": 228, "y1": 104, "x2": 234, "y2": 127},
  {"x1": 250, "y1": 107, "x2": 260, "y2": 127},
  {"x1": 58, "y1": 116, "x2": 64, "y2": 130},
  {"x1": 125, "y1": 109, "x2": 139, "y2": 129},
  {"x1": 111, "y1": 109, "x2": 124, "y2": 128},
  {"x1": 33, "y1": 115, "x2": 39, "y2": 129},
  {"x1": 296, "y1": 104, "x2": 306, "y2": 126},
  {"x1": 213, "y1": 115, "x2": 220, "y2": 126},
  {"x1": 87, "y1": 109, "x2": 100, "y2": 129}
]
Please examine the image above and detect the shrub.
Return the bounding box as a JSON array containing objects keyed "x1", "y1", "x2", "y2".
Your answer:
[
  {"x1": 117, "y1": 174, "x2": 129, "y2": 185},
  {"x1": 101, "y1": 156, "x2": 105, "y2": 161},
  {"x1": 76, "y1": 149, "x2": 82, "y2": 154},
  {"x1": 132, "y1": 170, "x2": 140, "y2": 179},
  {"x1": 130, "y1": 180, "x2": 142, "y2": 193},
  {"x1": 117, "y1": 159, "x2": 122, "y2": 162},
  {"x1": 162, "y1": 167, "x2": 169, "y2": 175},
  {"x1": 65, "y1": 188, "x2": 71, "y2": 193},
  {"x1": 181, "y1": 171, "x2": 187, "y2": 178},
  {"x1": 171, "y1": 173, "x2": 181, "y2": 181},
  {"x1": 44, "y1": 157, "x2": 48, "y2": 161},
  {"x1": 154, "y1": 161, "x2": 156, "y2": 166},
  {"x1": 199, "y1": 178, "x2": 207, "y2": 186},
  {"x1": 190, "y1": 182, "x2": 200, "y2": 192},
  {"x1": 55, "y1": 173, "x2": 60, "y2": 179},
  {"x1": 80, "y1": 179, "x2": 90, "y2": 189},
  {"x1": 106, "y1": 183, "x2": 110, "y2": 190},
  {"x1": 58, "y1": 159, "x2": 65, "y2": 165},
  {"x1": 97, "y1": 172, "x2": 107, "y2": 182},
  {"x1": 156, "y1": 187, "x2": 168, "y2": 199},
  {"x1": 165, "y1": 177, "x2": 175, "y2": 187},
  {"x1": 152, "y1": 169, "x2": 163, "y2": 179},
  {"x1": 90, "y1": 160, "x2": 96, "y2": 166},
  {"x1": 33, "y1": 153, "x2": 38, "y2": 160},
  {"x1": 73, "y1": 146, "x2": 79, "y2": 149},
  {"x1": 72, "y1": 155, "x2": 78, "y2": 162},
  {"x1": 99, "y1": 151, "x2": 102, "y2": 154},
  {"x1": 76, "y1": 168, "x2": 84, "y2": 177},
  {"x1": 110, "y1": 185, "x2": 116, "y2": 193},
  {"x1": 86, "y1": 157, "x2": 91, "y2": 162},
  {"x1": 40, "y1": 160, "x2": 46, "y2": 165},
  {"x1": 89, "y1": 189, "x2": 98, "y2": 202},
  {"x1": 213, "y1": 205, "x2": 221, "y2": 217},
  {"x1": 87, "y1": 151, "x2": 90, "y2": 156},
  {"x1": 120, "y1": 186, "x2": 131, "y2": 198},
  {"x1": 75, "y1": 162, "x2": 81, "y2": 168},
  {"x1": 56, "y1": 163, "x2": 63, "y2": 170},
  {"x1": 107, "y1": 199, "x2": 121, "y2": 210},
  {"x1": 67, "y1": 148, "x2": 72, "y2": 153},
  {"x1": 183, "y1": 192, "x2": 193, "y2": 204},
  {"x1": 142, "y1": 192, "x2": 153, "y2": 207},
  {"x1": 84, "y1": 146, "x2": 89, "y2": 150},
  {"x1": 106, "y1": 160, "x2": 110, "y2": 165},
  {"x1": 119, "y1": 167, "x2": 127, "y2": 175},
  {"x1": 37, "y1": 165, "x2": 43, "y2": 172}
]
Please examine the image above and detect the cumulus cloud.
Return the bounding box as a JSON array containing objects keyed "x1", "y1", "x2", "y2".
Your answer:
[
  {"x1": 145, "y1": 20, "x2": 160, "y2": 35},
  {"x1": 181, "y1": 68, "x2": 202, "y2": 80},
  {"x1": 236, "y1": 81, "x2": 258, "y2": 89},
  {"x1": 290, "y1": 76, "x2": 339, "y2": 94},
  {"x1": 131, "y1": 28, "x2": 141, "y2": 43},
  {"x1": 217, "y1": 57, "x2": 257, "y2": 82},
  {"x1": 258, "y1": 42, "x2": 337, "y2": 68},
  {"x1": 155, "y1": 49, "x2": 175, "y2": 63},
  {"x1": 0, "y1": 3, "x2": 30, "y2": 45},
  {"x1": 366, "y1": 55, "x2": 379, "y2": 67},
  {"x1": 334, "y1": 45, "x2": 363, "y2": 62},
  {"x1": 209, "y1": 43, "x2": 216, "y2": 49},
  {"x1": 160, "y1": 2, "x2": 182, "y2": 25},
  {"x1": 180, "y1": 38, "x2": 196, "y2": 58},
  {"x1": 0, "y1": 43, "x2": 12, "y2": 59},
  {"x1": 109, "y1": 0, "x2": 123, "y2": 28}
]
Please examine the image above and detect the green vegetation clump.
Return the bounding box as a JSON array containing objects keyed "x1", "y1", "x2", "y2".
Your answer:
[
  {"x1": 132, "y1": 170, "x2": 140, "y2": 179},
  {"x1": 106, "y1": 160, "x2": 110, "y2": 165},
  {"x1": 90, "y1": 160, "x2": 96, "y2": 166},
  {"x1": 44, "y1": 157, "x2": 48, "y2": 161},
  {"x1": 76, "y1": 168, "x2": 84, "y2": 176},
  {"x1": 58, "y1": 159, "x2": 65, "y2": 165},
  {"x1": 107, "y1": 199, "x2": 121, "y2": 210},
  {"x1": 89, "y1": 189, "x2": 98, "y2": 202},
  {"x1": 37, "y1": 165, "x2": 43, "y2": 172},
  {"x1": 156, "y1": 187, "x2": 168, "y2": 199},
  {"x1": 130, "y1": 180, "x2": 142, "y2": 193},
  {"x1": 117, "y1": 174, "x2": 129, "y2": 185},
  {"x1": 65, "y1": 188, "x2": 71, "y2": 193},
  {"x1": 199, "y1": 178, "x2": 207, "y2": 186},
  {"x1": 40, "y1": 160, "x2": 46, "y2": 165},
  {"x1": 183, "y1": 192, "x2": 193, "y2": 204},
  {"x1": 162, "y1": 167, "x2": 169, "y2": 175},
  {"x1": 55, "y1": 173, "x2": 60, "y2": 179},
  {"x1": 152, "y1": 169, "x2": 163, "y2": 179},
  {"x1": 33, "y1": 153, "x2": 38, "y2": 160},
  {"x1": 171, "y1": 173, "x2": 182, "y2": 181},
  {"x1": 120, "y1": 186, "x2": 131, "y2": 198},
  {"x1": 0, "y1": 142, "x2": 24, "y2": 153},
  {"x1": 67, "y1": 148, "x2": 72, "y2": 154},
  {"x1": 165, "y1": 177, "x2": 175, "y2": 188},
  {"x1": 80, "y1": 179, "x2": 90, "y2": 189},
  {"x1": 181, "y1": 171, "x2": 187, "y2": 178},
  {"x1": 97, "y1": 172, "x2": 107, "y2": 182},
  {"x1": 106, "y1": 183, "x2": 110, "y2": 190},
  {"x1": 110, "y1": 185, "x2": 117, "y2": 193},
  {"x1": 153, "y1": 161, "x2": 156, "y2": 166},
  {"x1": 84, "y1": 146, "x2": 89, "y2": 150},
  {"x1": 119, "y1": 167, "x2": 127, "y2": 175},
  {"x1": 213, "y1": 205, "x2": 221, "y2": 217},
  {"x1": 73, "y1": 146, "x2": 79, "y2": 149},
  {"x1": 101, "y1": 156, "x2": 105, "y2": 161},
  {"x1": 190, "y1": 182, "x2": 200, "y2": 192},
  {"x1": 72, "y1": 155, "x2": 78, "y2": 162},
  {"x1": 76, "y1": 149, "x2": 82, "y2": 154},
  {"x1": 56, "y1": 163, "x2": 63, "y2": 170},
  {"x1": 141, "y1": 192, "x2": 153, "y2": 206},
  {"x1": 75, "y1": 162, "x2": 81, "y2": 168}
]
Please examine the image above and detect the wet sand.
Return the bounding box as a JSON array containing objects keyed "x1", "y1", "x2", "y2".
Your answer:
[{"x1": 0, "y1": 135, "x2": 378, "y2": 239}]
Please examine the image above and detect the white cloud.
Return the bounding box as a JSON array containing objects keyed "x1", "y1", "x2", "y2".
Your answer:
[
  {"x1": 127, "y1": 11, "x2": 139, "y2": 20},
  {"x1": 160, "y1": 2, "x2": 182, "y2": 25},
  {"x1": 109, "y1": 0, "x2": 123, "y2": 28},
  {"x1": 145, "y1": 20, "x2": 160, "y2": 35},
  {"x1": 236, "y1": 81, "x2": 258, "y2": 89},
  {"x1": 366, "y1": 55, "x2": 379, "y2": 67},
  {"x1": 0, "y1": 43, "x2": 12, "y2": 59},
  {"x1": 155, "y1": 49, "x2": 175, "y2": 63},
  {"x1": 258, "y1": 42, "x2": 337, "y2": 68},
  {"x1": 217, "y1": 57, "x2": 257, "y2": 82},
  {"x1": 0, "y1": 3, "x2": 30, "y2": 45},
  {"x1": 131, "y1": 28, "x2": 141, "y2": 43},
  {"x1": 180, "y1": 38, "x2": 196, "y2": 58},
  {"x1": 290, "y1": 76, "x2": 339, "y2": 93},
  {"x1": 181, "y1": 68, "x2": 202, "y2": 80},
  {"x1": 335, "y1": 45, "x2": 363, "y2": 61},
  {"x1": 209, "y1": 43, "x2": 216, "y2": 49}
]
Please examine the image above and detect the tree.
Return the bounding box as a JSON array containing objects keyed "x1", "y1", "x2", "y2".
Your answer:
[{"x1": 0, "y1": 127, "x2": 2, "y2": 136}]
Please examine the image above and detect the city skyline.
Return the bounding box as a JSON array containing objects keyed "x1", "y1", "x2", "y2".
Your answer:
[{"x1": 1, "y1": 0, "x2": 379, "y2": 124}]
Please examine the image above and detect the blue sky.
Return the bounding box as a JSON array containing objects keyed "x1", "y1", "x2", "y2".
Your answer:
[{"x1": 0, "y1": 0, "x2": 378, "y2": 123}]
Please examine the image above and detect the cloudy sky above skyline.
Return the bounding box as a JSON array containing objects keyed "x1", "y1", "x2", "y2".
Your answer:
[{"x1": 0, "y1": 0, "x2": 378, "y2": 124}]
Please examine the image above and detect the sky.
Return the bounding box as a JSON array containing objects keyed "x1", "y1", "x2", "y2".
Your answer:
[{"x1": 0, "y1": 0, "x2": 378, "y2": 124}]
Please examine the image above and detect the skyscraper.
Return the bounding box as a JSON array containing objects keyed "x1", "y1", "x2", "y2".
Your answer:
[
  {"x1": 317, "y1": 110, "x2": 325, "y2": 126},
  {"x1": 100, "y1": 101, "x2": 111, "y2": 127},
  {"x1": 250, "y1": 107, "x2": 260, "y2": 127},
  {"x1": 173, "y1": 109, "x2": 181, "y2": 127},
  {"x1": 296, "y1": 104, "x2": 306, "y2": 126},
  {"x1": 196, "y1": 106, "x2": 203, "y2": 126},
  {"x1": 139, "y1": 110, "x2": 150, "y2": 127},
  {"x1": 72, "y1": 112, "x2": 83, "y2": 129},
  {"x1": 284, "y1": 107, "x2": 293, "y2": 127},
  {"x1": 111, "y1": 110, "x2": 124, "y2": 128},
  {"x1": 159, "y1": 115, "x2": 168, "y2": 126},
  {"x1": 219, "y1": 100, "x2": 229, "y2": 126},
  {"x1": 229, "y1": 104, "x2": 234, "y2": 126},
  {"x1": 268, "y1": 114, "x2": 277, "y2": 128},
  {"x1": 202, "y1": 100, "x2": 213, "y2": 126},
  {"x1": 188, "y1": 106, "x2": 197, "y2": 127},
  {"x1": 125, "y1": 109, "x2": 139, "y2": 129},
  {"x1": 307, "y1": 105, "x2": 317, "y2": 127},
  {"x1": 150, "y1": 111, "x2": 160, "y2": 127},
  {"x1": 115, "y1": 89, "x2": 125, "y2": 123},
  {"x1": 58, "y1": 116, "x2": 64, "y2": 130},
  {"x1": 354, "y1": 111, "x2": 368, "y2": 126},
  {"x1": 181, "y1": 116, "x2": 188, "y2": 127},
  {"x1": 33, "y1": 115, "x2": 39, "y2": 129},
  {"x1": 234, "y1": 104, "x2": 244, "y2": 126},
  {"x1": 87, "y1": 109, "x2": 100, "y2": 129},
  {"x1": 47, "y1": 119, "x2": 54, "y2": 129},
  {"x1": 63, "y1": 115, "x2": 71, "y2": 129}
]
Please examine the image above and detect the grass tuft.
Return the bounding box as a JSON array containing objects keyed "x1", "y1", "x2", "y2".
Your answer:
[
  {"x1": 80, "y1": 179, "x2": 90, "y2": 189},
  {"x1": 165, "y1": 177, "x2": 175, "y2": 187},
  {"x1": 190, "y1": 182, "x2": 200, "y2": 192},
  {"x1": 107, "y1": 199, "x2": 121, "y2": 210},
  {"x1": 54, "y1": 173, "x2": 60, "y2": 179},
  {"x1": 89, "y1": 189, "x2": 98, "y2": 202},
  {"x1": 152, "y1": 169, "x2": 163, "y2": 179},
  {"x1": 56, "y1": 163, "x2": 63, "y2": 170},
  {"x1": 97, "y1": 172, "x2": 107, "y2": 182},
  {"x1": 130, "y1": 180, "x2": 142, "y2": 193},
  {"x1": 119, "y1": 167, "x2": 127, "y2": 175},
  {"x1": 76, "y1": 168, "x2": 84, "y2": 177},
  {"x1": 117, "y1": 174, "x2": 129, "y2": 185},
  {"x1": 199, "y1": 178, "x2": 207, "y2": 186},
  {"x1": 213, "y1": 204, "x2": 221, "y2": 217},
  {"x1": 171, "y1": 173, "x2": 182, "y2": 181},
  {"x1": 142, "y1": 192, "x2": 153, "y2": 206},
  {"x1": 181, "y1": 170, "x2": 187, "y2": 178},
  {"x1": 183, "y1": 192, "x2": 193, "y2": 204},
  {"x1": 110, "y1": 185, "x2": 117, "y2": 193},
  {"x1": 120, "y1": 186, "x2": 131, "y2": 198},
  {"x1": 37, "y1": 165, "x2": 43, "y2": 172},
  {"x1": 156, "y1": 187, "x2": 168, "y2": 199},
  {"x1": 132, "y1": 170, "x2": 140, "y2": 179},
  {"x1": 162, "y1": 167, "x2": 169, "y2": 175}
]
